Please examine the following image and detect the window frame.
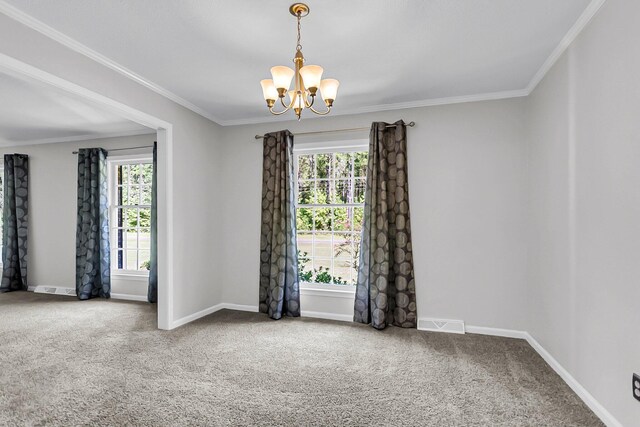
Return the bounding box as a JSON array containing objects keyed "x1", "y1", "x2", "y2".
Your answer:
[
  {"x1": 107, "y1": 153, "x2": 153, "y2": 277},
  {"x1": 293, "y1": 140, "x2": 368, "y2": 290}
]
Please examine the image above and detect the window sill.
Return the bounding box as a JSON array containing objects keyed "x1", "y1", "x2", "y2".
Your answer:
[
  {"x1": 300, "y1": 283, "x2": 356, "y2": 299},
  {"x1": 111, "y1": 272, "x2": 149, "y2": 281}
]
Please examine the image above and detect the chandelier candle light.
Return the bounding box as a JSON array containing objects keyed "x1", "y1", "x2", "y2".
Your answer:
[{"x1": 260, "y1": 3, "x2": 340, "y2": 120}]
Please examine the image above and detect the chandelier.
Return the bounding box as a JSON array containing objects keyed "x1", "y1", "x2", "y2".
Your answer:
[{"x1": 260, "y1": 3, "x2": 340, "y2": 121}]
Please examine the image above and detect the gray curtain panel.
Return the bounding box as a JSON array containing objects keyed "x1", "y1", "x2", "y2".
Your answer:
[
  {"x1": 148, "y1": 142, "x2": 158, "y2": 303},
  {"x1": 258, "y1": 130, "x2": 300, "y2": 319},
  {"x1": 75, "y1": 148, "x2": 111, "y2": 300},
  {"x1": 354, "y1": 121, "x2": 417, "y2": 330},
  {"x1": 1, "y1": 154, "x2": 29, "y2": 292}
]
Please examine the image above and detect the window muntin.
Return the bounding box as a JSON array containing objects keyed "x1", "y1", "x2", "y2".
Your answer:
[
  {"x1": 109, "y1": 160, "x2": 152, "y2": 273},
  {"x1": 295, "y1": 149, "x2": 368, "y2": 286}
]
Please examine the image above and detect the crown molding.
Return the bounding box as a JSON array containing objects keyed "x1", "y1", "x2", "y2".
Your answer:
[
  {"x1": 0, "y1": 128, "x2": 155, "y2": 148},
  {"x1": 217, "y1": 89, "x2": 530, "y2": 126},
  {"x1": 0, "y1": 0, "x2": 607, "y2": 127},
  {"x1": 526, "y1": 0, "x2": 606, "y2": 93},
  {"x1": 0, "y1": 0, "x2": 223, "y2": 124}
]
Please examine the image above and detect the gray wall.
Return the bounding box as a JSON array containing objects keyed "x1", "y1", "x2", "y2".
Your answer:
[
  {"x1": 220, "y1": 98, "x2": 530, "y2": 331},
  {"x1": 526, "y1": 1, "x2": 640, "y2": 424},
  {"x1": 0, "y1": 134, "x2": 155, "y2": 297}
]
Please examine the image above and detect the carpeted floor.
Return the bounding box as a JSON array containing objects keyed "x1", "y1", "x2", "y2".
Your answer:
[{"x1": 0, "y1": 292, "x2": 602, "y2": 426}]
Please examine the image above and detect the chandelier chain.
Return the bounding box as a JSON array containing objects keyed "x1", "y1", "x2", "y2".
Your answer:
[{"x1": 296, "y1": 12, "x2": 302, "y2": 51}]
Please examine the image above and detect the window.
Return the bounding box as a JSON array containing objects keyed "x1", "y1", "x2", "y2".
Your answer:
[
  {"x1": 108, "y1": 157, "x2": 152, "y2": 274},
  {"x1": 295, "y1": 147, "x2": 368, "y2": 286}
]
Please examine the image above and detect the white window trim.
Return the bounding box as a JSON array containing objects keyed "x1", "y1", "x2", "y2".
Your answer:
[
  {"x1": 107, "y1": 154, "x2": 153, "y2": 276},
  {"x1": 293, "y1": 140, "x2": 367, "y2": 291}
]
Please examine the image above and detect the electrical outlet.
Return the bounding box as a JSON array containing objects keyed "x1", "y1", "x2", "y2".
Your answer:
[{"x1": 633, "y1": 373, "x2": 640, "y2": 402}]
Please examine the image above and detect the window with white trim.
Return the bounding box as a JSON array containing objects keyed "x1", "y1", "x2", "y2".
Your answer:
[
  {"x1": 108, "y1": 157, "x2": 152, "y2": 274},
  {"x1": 294, "y1": 147, "x2": 368, "y2": 286}
]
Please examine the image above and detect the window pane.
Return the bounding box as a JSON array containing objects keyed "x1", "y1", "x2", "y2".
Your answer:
[
  {"x1": 333, "y1": 207, "x2": 349, "y2": 231},
  {"x1": 333, "y1": 180, "x2": 350, "y2": 204},
  {"x1": 139, "y1": 208, "x2": 151, "y2": 228},
  {"x1": 296, "y1": 232, "x2": 313, "y2": 258},
  {"x1": 125, "y1": 185, "x2": 140, "y2": 206},
  {"x1": 139, "y1": 250, "x2": 151, "y2": 270},
  {"x1": 122, "y1": 208, "x2": 138, "y2": 229},
  {"x1": 120, "y1": 164, "x2": 129, "y2": 184},
  {"x1": 297, "y1": 249, "x2": 313, "y2": 282},
  {"x1": 354, "y1": 152, "x2": 368, "y2": 177},
  {"x1": 126, "y1": 250, "x2": 137, "y2": 270},
  {"x1": 315, "y1": 180, "x2": 330, "y2": 204},
  {"x1": 141, "y1": 185, "x2": 152, "y2": 205},
  {"x1": 333, "y1": 152, "x2": 351, "y2": 178},
  {"x1": 354, "y1": 178, "x2": 367, "y2": 203},
  {"x1": 114, "y1": 228, "x2": 126, "y2": 250},
  {"x1": 297, "y1": 180, "x2": 314, "y2": 204},
  {"x1": 315, "y1": 154, "x2": 330, "y2": 179},
  {"x1": 141, "y1": 164, "x2": 153, "y2": 185},
  {"x1": 353, "y1": 207, "x2": 364, "y2": 232},
  {"x1": 138, "y1": 228, "x2": 151, "y2": 250},
  {"x1": 333, "y1": 233, "x2": 352, "y2": 259},
  {"x1": 312, "y1": 258, "x2": 332, "y2": 283},
  {"x1": 117, "y1": 185, "x2": 127, "y2": 206},
  {"x1": 296, "y1": 208, "x2": 313, "y2": 231},
  {"x1": 298, "y1": 155, "x2": 314, "y2": 180},
  {"x1": 314, "y1": 207, "x2": 332, "y2": 231},
  {"x1": 116, "y1": 249, "x2": 124, "y2": 270},
  {"x1": 333, "y1": 259, "x2": 352, "y2": 285},
  {"x1": 313, "y1": 233, "x2": 332, "y2": 258},
  {"x1": 129, "y1": 164, "x2": 141, "y2": 184},
  {"x1": 126, "y1": 230, "x2": 138, "y2": 249}
]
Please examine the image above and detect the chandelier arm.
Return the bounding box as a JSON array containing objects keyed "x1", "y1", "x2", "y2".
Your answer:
[
  {"x1": 269, "y1": 99, "x2": 294, "y2": 115},
  {"x1": 308, "y1": 103, "x2": 331, "y2": 115},
  {"x1": 303, "y1": 94, "x2": 314, "y2": 108},
  {"x1": 269, "y1": 105, "x2": 293, "y2": 116}
]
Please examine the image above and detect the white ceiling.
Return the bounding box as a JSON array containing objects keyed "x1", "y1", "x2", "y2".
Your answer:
[
  {"x1": 2, "y1": 0, "x2": 594, "y2": 125},
  {"x1": 0, "y1": 70, "x2": 151, "y2": 146}
]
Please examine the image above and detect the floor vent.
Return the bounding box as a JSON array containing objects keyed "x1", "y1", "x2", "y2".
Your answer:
[
  {"x1": 32, "y1": 286, "x2": 76, "y2": 297},
  {"x1": 418, "y1": 318, "x2": 465, "y2": 334}
]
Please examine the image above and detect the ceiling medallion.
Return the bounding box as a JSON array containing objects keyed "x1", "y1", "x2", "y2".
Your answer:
[{"x1": 260, "y1": 3, "x2": 340, "y2": 121}]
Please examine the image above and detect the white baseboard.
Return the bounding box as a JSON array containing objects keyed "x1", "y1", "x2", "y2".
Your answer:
[
  {"x1": 170, "y1": 303, "x2": 225, "y2": 329},
  {"x1": 465, "y1": 325, "x2": 528, "y2": 340},
  {"x1": 522, "y1": 332, "x2": 622, "y2": 427},
  {"x1": 301, "y1": 310, "x2": 352, "y2": 322},
  {"x1": 111, "y1": 293, "x2": 147, "y2": 302},
  {"x1": 219, "y1": 303, "x2": 259, "y2": 312}
]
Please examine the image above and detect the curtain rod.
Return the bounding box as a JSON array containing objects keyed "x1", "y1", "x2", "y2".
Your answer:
[
  {"x1": 253, "y1": 121, "x2": 416, "y2": 140},
  {"x1": 71, "y1": 145, "x2": 154, "y2": 154}
]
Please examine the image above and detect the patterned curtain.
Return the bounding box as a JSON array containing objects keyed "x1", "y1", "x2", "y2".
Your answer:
[
  {"x1": 354, "y1": 121, "x2": 417, "y2": 330},
  {"x1": 258, "y1": 130, "x2": 300, "y2": 319},
  {"x1": 75, "y1": 148, "x2": 110, "y2": 300},
  {"x1": 147, "y1": 142, "x2": 158, "y2": 303},
  {"x1": 0, "y1": 154, "x2": 29, "y2": 292}
]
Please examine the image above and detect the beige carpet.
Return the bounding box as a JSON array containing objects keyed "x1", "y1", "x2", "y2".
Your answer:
[{"x1": 0, "y1": 291, "x2": 602, "y2": 426}]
